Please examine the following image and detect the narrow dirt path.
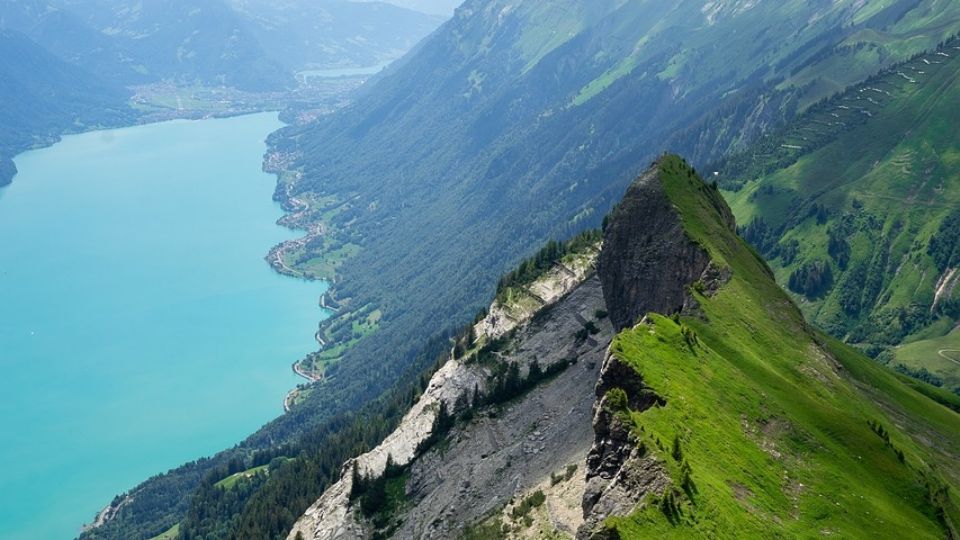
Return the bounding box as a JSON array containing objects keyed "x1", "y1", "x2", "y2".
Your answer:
[{"x1": 937, "y1": 349, "x2": 960, "y2": 367}]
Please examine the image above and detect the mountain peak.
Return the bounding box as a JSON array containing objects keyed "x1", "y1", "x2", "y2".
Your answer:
[{"x1": 599, "y1": 155, "x2": 736, "y2": 331}]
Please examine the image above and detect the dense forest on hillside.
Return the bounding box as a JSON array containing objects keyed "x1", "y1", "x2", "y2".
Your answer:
[{"x1": 0, "y1": 30, "x2": 133, "y2": 186}]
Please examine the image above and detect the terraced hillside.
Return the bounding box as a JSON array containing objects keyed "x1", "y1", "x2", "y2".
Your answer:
[{"x1": 719, "y1": 35, "x2": 960, "y2": 392}]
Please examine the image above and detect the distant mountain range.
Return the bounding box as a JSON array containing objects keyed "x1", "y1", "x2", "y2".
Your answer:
[
  {"x1": 0, "y1": 0, "x2": 442, "y2": 90},
  {"x1": 353, "y1": 0, "x2": 463, "y2": 16},
  {"x1": 0, "y1": 29, "x2": 133, "y2": 186},
  {"x1": 0, "y1": 0, "x2": 443, "y2": 186}
]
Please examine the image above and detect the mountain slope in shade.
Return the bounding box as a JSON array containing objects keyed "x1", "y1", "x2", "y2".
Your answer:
[{"x1": 0, "y1": 29, "x2": 132, "y2": 186}]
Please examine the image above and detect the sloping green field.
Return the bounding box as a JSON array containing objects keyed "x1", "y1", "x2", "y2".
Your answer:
[
  {"x1": 603, "y1": 157, "x2": 960, "y2": 538},
  {"x1": 720, "y1": 37, "x2": 960, "y2": 365}
]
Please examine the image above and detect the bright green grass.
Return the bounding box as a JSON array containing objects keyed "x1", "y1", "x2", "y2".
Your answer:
[
  {"x1": 572, "y1": 55, "x2": 640, "y2": 106},
  {"x1": 894, "y1": 326, "x2": 960, "y2": 391},
  {"x1": 147, "y1": 522, "x2": 179, "y2": 540},
  {"x1": 602, "y1": 157, "x2": 960, "y2": 537},
  {"x1": 214, "y1": 465, "x2": 269, "y2": 490}
]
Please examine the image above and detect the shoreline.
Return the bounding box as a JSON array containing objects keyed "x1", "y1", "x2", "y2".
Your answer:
[{"x1": 264, "y1": 152, "x2": 338, "y2": 414}]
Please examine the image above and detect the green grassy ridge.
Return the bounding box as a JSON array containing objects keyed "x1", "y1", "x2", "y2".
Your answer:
[
  {"x1": 601, "y1": 157, "x2": 960, "y2": 538},
  {"x1": 146, "y1": 523, "x2": 179, "y2": 540},
  {"x1": 719, "y1": 36, "x2": 960, "y2": 370}
]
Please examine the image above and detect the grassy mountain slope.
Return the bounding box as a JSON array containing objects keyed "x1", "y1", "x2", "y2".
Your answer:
[
  {"x1": 0, "y1": 29, "x2": 132, "y2": 186},
  {"x1": 275, "y1": 0, "x2": 960, "y2": 412},
  {"x1": 601, "y1": 155, "x2": 960, "y2": 538},
  {"x1": 718, "y1": 35, "x2": 960, "y2": 392}
]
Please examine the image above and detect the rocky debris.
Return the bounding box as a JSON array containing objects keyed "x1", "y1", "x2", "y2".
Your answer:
[
  {"x1": 475, "y1": 248, "x2": 599, "y2": 341},
  {"x1": 396, "y1": 279, "x2": 612, "y2": 539},
  {"x1": 599, "y1": 162, "x2": 731, "y2": 331},
  {"x1": 289, "y1": 276, "x2": 604, "y2": 540},
  {"x1": 578, "y1": 353, "x2": 670, "y2": 540},
  {"x1": 287, "y1": 357, "x2": 488, "y2": 540}
]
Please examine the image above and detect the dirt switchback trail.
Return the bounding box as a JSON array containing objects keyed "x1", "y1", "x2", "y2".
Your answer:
[{"x1": 938, "y1": 349, "x2": 960, "y2": 367}]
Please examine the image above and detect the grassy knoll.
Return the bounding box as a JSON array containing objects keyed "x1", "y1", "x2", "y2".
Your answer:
[
  {"x1": 894, "y1": 325, "x2": 960, "y2": 392},
  {"x1": 147, "y1": 523, "x2": 179, "y2": 540},
  {"x1": 214, "y1": 465, "x2": 269, "y2": 490}
]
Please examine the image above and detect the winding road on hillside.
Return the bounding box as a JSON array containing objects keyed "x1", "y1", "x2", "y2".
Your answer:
[{"x1": 938, "y1": 349, "x2": 960, "y2": 367}]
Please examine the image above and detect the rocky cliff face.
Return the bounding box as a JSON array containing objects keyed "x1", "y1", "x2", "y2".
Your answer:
[
  {"x1": 474, "y1": 242, "x2": 600, "y2": 341},
  {"x1": 289, "y1": 158, "x2": 736, "y2": 539},
  {"x1": 288, "y1": 251, "x2": 603, "y2": 540},
  {"x1": 598, "y1": 161, "x2": 734, "y2": 331},
  {"x1": 577, "y1": 160, "x2": 736, "y2": 538}
]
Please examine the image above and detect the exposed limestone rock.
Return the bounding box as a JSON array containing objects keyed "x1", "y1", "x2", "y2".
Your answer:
[
  {"x1": 599, "y1": 163, "x2": 732, "y2": 331},
  {"x1": 475, "y1": 245, "x2": 599, "y2": 341},
  {"x1": 287, "y1": 357, "x2": 488, "y2": 540},
  {"x1": 577, "y1": 352, "x2": 670, "y2": 540},
  {"x1": 397, "y1": 278, "x2": 611, "y2": 539},
  {"x1": 290, "y1": 268, "x2": 601, "y2": 540}
]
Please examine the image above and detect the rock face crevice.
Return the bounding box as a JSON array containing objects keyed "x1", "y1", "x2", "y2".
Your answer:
[
  {"x1": 598, "y1": 163, "x2": 720, "y2": 331},
  {"x1": 577, "y1": 351, "x2": 669, "y2": 539}
]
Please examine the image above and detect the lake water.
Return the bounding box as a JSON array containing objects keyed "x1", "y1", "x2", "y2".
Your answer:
[
  {"x1": 0, "y1": 113, "x2": 327, "y2": 539},
  {"x1": 297, "y1": 61, "x2": 392, "y2": 80}
]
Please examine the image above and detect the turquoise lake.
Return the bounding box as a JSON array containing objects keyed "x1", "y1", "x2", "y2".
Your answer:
[{"x1": 0, "y1": 113, "x2": 327, "y2": 539}]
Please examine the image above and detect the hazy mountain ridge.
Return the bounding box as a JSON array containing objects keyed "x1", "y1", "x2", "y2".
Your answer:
[
  {"x1": 0, "y1": 29, "x2": 133, "y2": 186},
  {"x1": 0, "y1": 0, "x2": 441, "y2": 90}
]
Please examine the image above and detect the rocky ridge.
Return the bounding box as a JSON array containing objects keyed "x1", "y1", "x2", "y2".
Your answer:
[
  {"x1": 289, "y1": 157, "x2": 727, "y2": 539},
  {"x1": 288, "y1": 248, "x2": 601, "y2": 539}
]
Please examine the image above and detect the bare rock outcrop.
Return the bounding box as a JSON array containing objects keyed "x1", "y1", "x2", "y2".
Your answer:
[
  {"x1": 577, "y1": 353, "x2": 669, "y2": 539},
  {"x1": 475, "y1": 245, "x2": 599, "y2": 341},
  {"x1": 290, "y1": 259, "x2": 601, "y2": 540},
  {"x1": 598, "y1": 162, "x2": 732, "y2": 331}
]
